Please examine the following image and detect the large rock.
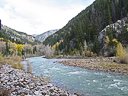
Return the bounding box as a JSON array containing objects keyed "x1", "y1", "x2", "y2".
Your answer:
[{"x1": 98, "y1": 17, "x2": 128, "y2": 56}]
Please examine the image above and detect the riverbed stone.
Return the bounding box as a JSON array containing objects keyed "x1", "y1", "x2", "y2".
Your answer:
[
  {"x1": 49, "y1": 88, "x2": 54, "y2": 93},
  {"x1": 0, "y1": 64, "x2": 76, "y2": 96},
  {"x1": 41, "y1": 90, "x2": 47, "y2": 95}
]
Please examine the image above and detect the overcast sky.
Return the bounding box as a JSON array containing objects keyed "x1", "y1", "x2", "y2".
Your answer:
[{"x1": 0, "y1": 0, "x2": 95, "y2": 35}]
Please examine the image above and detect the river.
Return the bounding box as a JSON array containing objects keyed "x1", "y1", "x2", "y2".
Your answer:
[{"x1": 22, "y1": 56, "x2": 128, "y2": 96}]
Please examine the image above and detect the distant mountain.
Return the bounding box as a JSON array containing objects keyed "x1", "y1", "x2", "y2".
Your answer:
[
  {"x1": 0, "y1": 25, "x2": 40, "y2": 45},
  {"x1": 32, "y1": 34, "x2": 38, "y2": 37},
  {"x1": 35, "y1": 29, "x2": 59, "y2": 42}
]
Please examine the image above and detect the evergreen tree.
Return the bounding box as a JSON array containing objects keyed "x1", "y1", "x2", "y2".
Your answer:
[
  {"x1": 107, "y1": 28, "x2": 114, "y2": 46},
  {"x1": 78, "y1": 23, "x2": 84, "y2": 46},
  {"x1": 68, "y1": 48, "x2": 72, "y2": 55},
  {"x1": 5, "y1": 41, "x2": 9, "y2": 56},
  {"x1": 106, "y1": 5, "x2": 112, "y2": 25},
  {"x1": 92, "y1": 35, "x2": 100, "y2": 55},
  {"x1": 80, "y1": 45, "x2": 83, "y2": 56}
]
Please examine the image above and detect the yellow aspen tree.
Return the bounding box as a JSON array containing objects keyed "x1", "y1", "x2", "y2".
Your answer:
[
  {"x1": 10, "y1": 43, "x2": 17, "y2": 55},
  {"x1": 112, "y1": 39, "x2": 118, "y2": 43},
  {"x1": 105, "y1": 36, "x2": 110, "y2": 48},
  {"x1": 116, "y1": 42, "x2": 127, "y2": 63},
  {"x1": 16, "y1": 44, "x2": 24, "y2": 55}
]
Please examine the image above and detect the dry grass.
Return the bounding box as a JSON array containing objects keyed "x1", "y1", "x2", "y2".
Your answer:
[
  {"x1": 99, "y1": 61, "x2": 128, "y2": 74},
  {"x1": 0, "y1": 53, "x2": 5, "y2": 64},
  {"x1": 116, "y1": 43, "x2": 128, "y2": 64},
  {"x1": 43, "y1": 77, "x2": 51, "y2": 83},
  {"x1": 85, "y1": 50, "x2": 93, "y2": 57},
  {"x1": 0, "y1": 65, "x2": 2, "y2": 69},
  {"x1": 11, "y1": 62, "x2": 24, "y2": 70},
  {"x1": 0, "y1": 53, "x2": 24, "y2": 70},
  {"x1": 40, "y1": 75, "x2": 50, "y2": 83}
]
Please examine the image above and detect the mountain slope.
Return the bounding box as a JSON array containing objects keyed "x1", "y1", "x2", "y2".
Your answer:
[
  {"x1": 43, "y1": 0, "x2": 128, "y2": 55},
  {"x1": 32, "y1": 34, "x2": 38, "y2": 37},
  {"x1": 36, "y1": 29, "x2": 59, "y2": 42},
  {"x1": 0, "y1": 25, "x2": 40, "y2": 45}
]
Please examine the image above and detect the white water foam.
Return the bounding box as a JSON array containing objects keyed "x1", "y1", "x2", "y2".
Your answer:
[
  {"x1": 108, "y1": 82, "x2": 121, "y2": 89},
  {"x1": 107, "y1": 75, "x2": 111, "y2": 78},
  {"x1": 120, "y1": 87, "x2": 128, "y2": 91},
  {"x1": 94, "y1": 72, "x2": 104, "y2": 75},
  {"x1": 98, "y1": 88, "x2": 103, "y2": 90},
  {"x1": 43, "y1": 69, "x2": 49, "y2": 73},
  {"x1": 39, "y1": 65, "x2": 44, "y2": 68},
  {"x1": 93, "y1": 80, "x2": 98, "y2": 83},
  {"x1": 113, "y1": 79, "x2": 123, "y2": 82},
  {"x1": 49, "y1": 67, "x2": 60, "y2": 70},
  {"x1": 68, "y1": 71, "x2": 87, "y2": 75},
  {"x1": 68, "y1": 71, "x2": 80, "y2": 74}
]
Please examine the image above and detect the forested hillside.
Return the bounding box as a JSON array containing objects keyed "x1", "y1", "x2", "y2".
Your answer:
[
  {"x1": 0, "y1": 25, "x2": 40, "y2": 45},
  {"x1": 0, "y1": 25, "x2": 54, "y2": 57},
  {"x1": 43, "y1": 0, "x2": 128, "y2": 56}
]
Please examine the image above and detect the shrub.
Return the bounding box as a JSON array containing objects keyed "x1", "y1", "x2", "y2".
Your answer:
[
  {"x1": 108, "y1": 49, "x2": 116, "y2": 57},
  {"x1": 85, "y1": 50, "x2": 93, "y2": 57},
  {"x1": 0, "y1": 53, "x2": 24, "y2": 70},
  {"x1": 10, "y1": 56, "x2": 24, "y2": 70},
  {"x1": 11, "y1": 62, "x2": 24, "y2": 70},
  {"x1": 0, "y1": 53, "x2": 5, "y2": 64},
  {"x1": 116, "y1": 42, "x2": 128, "y2": 64},
  {"x1": 12, "y1": 56, "x2": 22, "y2": 62},
  {"x1": 0, "y1": 65, "x2": 2, "y2": 69}
]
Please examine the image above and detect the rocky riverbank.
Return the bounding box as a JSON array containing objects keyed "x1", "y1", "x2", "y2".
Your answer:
[
  {"x1": 0, "y1": 64, "x2": 77, "y2": 96},
  {"x1": 59, "y1": 59, "x2": 128, "y2": 75}
]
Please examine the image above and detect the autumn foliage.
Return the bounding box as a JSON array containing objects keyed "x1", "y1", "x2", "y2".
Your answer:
[{"x1": 116, "y1": 42, "x2": 128, "y2": 64}]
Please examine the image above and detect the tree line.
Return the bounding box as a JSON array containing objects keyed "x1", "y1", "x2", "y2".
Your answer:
[{"x1": 0, "y1": 38, "x2": 54, "y2": 58}]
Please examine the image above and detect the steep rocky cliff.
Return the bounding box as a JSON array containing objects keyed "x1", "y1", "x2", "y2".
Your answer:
[{"x1": 98, "y1": 17, "x2": 128, "y2": 56}]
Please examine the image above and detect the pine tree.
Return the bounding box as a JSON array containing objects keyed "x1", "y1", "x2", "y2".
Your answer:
[
  {"x1": 92, "y1": 35, "x2": 100, "y2": 55},
  {"x1": 106, "y1": 5, "x2": 112, "y2": 25},
  {"x1": 5, "y1": 41, "x2": 9, "y2": 56},
  {"x1": 78, "y1": 23, "x2": 84, "y2": 46},
  {"x1": 107, "y1": 28, "x2": 113, "y2": 46},
  {"x1": 68, "y1": 48, "x2": 72, "y2": 55}
]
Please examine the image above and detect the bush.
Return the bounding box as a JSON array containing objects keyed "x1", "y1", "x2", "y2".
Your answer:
[
  {"x1": 0, "y1": 65, "x2": 2, "y2": 69},
  {"x1": 9, "y1": 56, "x2": 24, "y2": 70},
  {"x1": 0, "y1": 53, "x2": 5, "y2": 64},
  {"x1": 108, "y1": 49, "x2": 116, "y2": 57},
  {"x1": 11, "y1": 62, "x2": 24, "y2": 70},
  {"x1": 116, "y1": 43, "x2": 128, "y2": 64},
  {"x1": 0, "y1": 53, "x2": 24, "y2": 70},
  {"x1": 85, "y1": 50, "x2": 93, "y2": 57}
]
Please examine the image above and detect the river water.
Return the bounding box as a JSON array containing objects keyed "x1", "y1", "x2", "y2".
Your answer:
[{"x1": 22, "y1": 56, "x2": 128, "y2": 96}]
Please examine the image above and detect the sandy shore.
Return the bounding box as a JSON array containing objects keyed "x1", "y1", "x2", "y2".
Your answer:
[{"x1": 59, "y1": 59, "x2": 128, "y2": 75}]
